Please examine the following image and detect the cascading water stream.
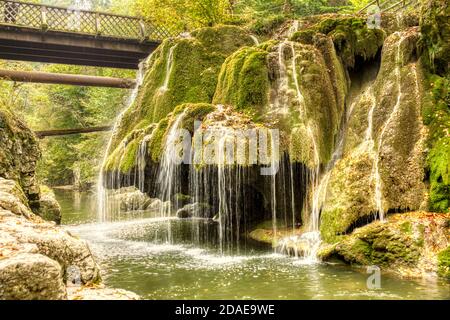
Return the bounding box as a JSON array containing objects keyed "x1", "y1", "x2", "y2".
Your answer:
[
  {"x1": 157, "y1": 110, "x2": 188, "y2": 242},
  {"x1": 135, "y1": 131, "x2": 155, "y2": 193},
  {"x1": 361, "y1": 32, "x2": 406, "y2": 222},
  {"x1": 250, "y1": 35, "x2": 259, "y2": 46},
  {"x1": 97, "y1": 60, "x2": 147, "y2": 222},
  {"x1": 160, "y1": 44, "x2": 177, "y2": 92}
]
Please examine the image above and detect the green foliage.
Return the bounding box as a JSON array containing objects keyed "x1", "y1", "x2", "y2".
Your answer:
[
  {"x1": 427, "y1": 137, "x2": 450, "y2": 212},
  {"x1": 345, "y1": 0, "x2": 371, "y2": 11},
  {"x1": 213, "y1": 47, "x2": 270, "y2": 119},
  {"x1": 134, "y1": 0, "x2": 230, "y2": 30},
  {"x1": 419, "y1": 0, "x2": 450, "y2": 76},
  {"x1": 437, "y1": 246, "x2": 450, "y2": 279},
  {"x1": 109, "y1": 25, "x2": 254, "y2": 154},
  {"x1": 422, "y1": 74, "x2": 450, "y2": 213},
  {"x1": 0, "y1": 60, "x2": 131, "y2": 187},
  {"x1": 249, "y1": 14, "x2": 287, "y2": 36},
  {"x1": 317, "y1": 17, "x2": 385, "y2": 68}
]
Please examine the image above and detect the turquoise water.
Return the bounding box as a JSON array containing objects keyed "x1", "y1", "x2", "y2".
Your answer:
[{"x1": 55, "y1": 189, "x2": 450, "y2": 300}]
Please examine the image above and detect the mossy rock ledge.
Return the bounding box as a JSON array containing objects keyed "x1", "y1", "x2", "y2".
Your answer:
[{"x1": 318, "y1": 212, "x2": 450, "y2": 278}]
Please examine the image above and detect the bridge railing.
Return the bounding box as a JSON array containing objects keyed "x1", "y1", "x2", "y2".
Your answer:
[
  {"x1": 358, "y1": 0, "x2": 416, "y2": 14},
  {"x1": 0, "y1": 0, "x2": 176, "y2": 41}
]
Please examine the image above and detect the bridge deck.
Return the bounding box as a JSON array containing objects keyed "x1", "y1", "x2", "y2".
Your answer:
[{"x1": 0, "y1": 0, "x2": 176, "y2": 68}]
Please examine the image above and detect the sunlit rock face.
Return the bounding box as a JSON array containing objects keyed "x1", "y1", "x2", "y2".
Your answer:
[
  {"x1": 318, "y1": 212, "x2": 449, "y2": 278},
  {"x1": 0, "y1": 105, "x2": 40, "y2": 204},
  {"x1": 0, "y1": 178, "x2": 101, "y2": 299},
  {"x1": 320, "y1": 29, "x2": 428, "y2": 243}
]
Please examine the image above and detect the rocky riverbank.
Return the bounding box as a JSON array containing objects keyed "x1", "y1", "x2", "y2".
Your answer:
[
  {"x1": 0, "y1": 103, "x2": 138, "y2": 300},
  {"x1": 0, "y1": 177, "x2": 139, "y2": 299},
  {"x1": 249, "y1": 212, "x2": 450, "y2": 279}
]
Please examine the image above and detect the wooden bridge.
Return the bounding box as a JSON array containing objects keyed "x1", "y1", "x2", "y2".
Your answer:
[
  {"x1": 0, "y1": 0, "x2": 177, "y2": 69},
  {"x1": 358, "y1": 0, "x2": 417, "y2": 14}
]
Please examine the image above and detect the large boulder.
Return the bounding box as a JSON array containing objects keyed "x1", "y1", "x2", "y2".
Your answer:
[
  {"x1": 176, "y1": 202, "x2": 213, "y2": 219},
  {"x1": 319, "y1": 212, "x2": 450, "y2": 278},
  {"x1": 0, "y1": 105, "x2": 40, "y2": 203},
  {"x1": 35, "y1": 185, "x2": 62, "y2": 224},
  {"x1": 0, "y1": 253, "x2": 67, "y2": 300},
  {"x1": 0, "y1": 178, "x2": 101, "y2": 299},
  {"x1": 0, "y1": 178, "x2": 33, "y2": 219}
]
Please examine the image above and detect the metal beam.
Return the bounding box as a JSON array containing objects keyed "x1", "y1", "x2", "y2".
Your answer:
[
  {"x1": 0, "y1": 69, "x2": 136, "y2": 88},
  {"x1": 35, "y1": 126, "x2": 112, "y2": 138}
]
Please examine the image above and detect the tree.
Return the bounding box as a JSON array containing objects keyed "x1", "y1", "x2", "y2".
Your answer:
[{"x1": 133, "y1": 0, "x2": 230, "y2": 30}]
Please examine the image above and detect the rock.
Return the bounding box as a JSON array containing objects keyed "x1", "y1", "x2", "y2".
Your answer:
[
  {"x1": 0, "y1": 178, "x2": 101, "y2": 287},
  {"x1": 35, "y1": 185, "x2": 62, "y2": 224},
  {"x1": 0, "y1": 253, "x2": 67, "y2": 300},
  {"x1": 320, "y1": 29, "x2": 428, "y2": 243},
  {"x1": 109, "y1": 187, "x2": 154, "y2": 212},
  {"x1": 0, "y1": 106, "x2": 41, "y2": 201},
  {"x1": 0, "y1": 178, "x2": 33, "y2": 219},
  {"x1": 172, "y1": 193, "x2": 191, "y2": 209},
  {"x1": 319, "y1": 212, "x2": 450, "y2": 278},
  {"x1": 176, "y1": 202, "x2": 212, "y2": 219},
  {"x1": 67, "y1": 285, "x2": 140, "y2": 300}
]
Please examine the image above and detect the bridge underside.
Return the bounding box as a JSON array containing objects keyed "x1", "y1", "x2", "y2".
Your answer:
[{"x1": 0, "y1": 27, "x2": 159, "y2": 69}]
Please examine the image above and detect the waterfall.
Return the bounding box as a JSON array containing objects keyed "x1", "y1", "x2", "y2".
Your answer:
[
  {"x1": 372, "y1": 33, "x2": 405, "y2": 222},
  {"x1": 157, "y1": 110, "x2": 188, "y2": 242},
  {"x1": 97, "y1": 60, "x2": 147, "y2": 222},
  {"x1": 360, "y1": 33, "x2": 406, "y2": 222},
  {"x1": 287, "y1": 20, "x2": 299, "y2": 38},
  {"x1": 160, "y1": 44, "x2": 177, "y2": 92},
  {"x1": 135, "y1": 131, "x2": 155, "y2": 193},
  {"x1": 250, "y1": 35, "x2": 259, "y2": 46}
]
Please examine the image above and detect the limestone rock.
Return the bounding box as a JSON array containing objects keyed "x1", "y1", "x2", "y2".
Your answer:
[
  {"x1": 35, "y1": 185, "x2": 62, "y2": 224},
  {"x1": 320, "y1": 29, "x2": 428, "y2": 242},
  {"x1": 0, "y1": 178, "x2": 101, "y2": 286},
  {"x1": 67, "y1": 285, "x2": 140, "y2": 300},
  {"x1": 176, "y1": 202, "x2": 213, "y2": 219},
  {"x1": 0, "y1": 178, "x2": 33, "y2": 219},
  {"x1": 319, "y1": 212, "x2": 450, "y2": 278},
  {"x1": 0, "y1": 253, "x2": 67, "y2": 300},
  {"x1": 0, "y1": 107, "x2": 40, "y2": 201}
]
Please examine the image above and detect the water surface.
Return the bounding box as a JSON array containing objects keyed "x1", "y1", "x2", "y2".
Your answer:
[{"x1": 55, "y1": 189, "x2": 450, "y2": 300}]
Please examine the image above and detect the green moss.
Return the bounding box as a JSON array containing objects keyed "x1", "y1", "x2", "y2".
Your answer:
[
  {"x1": 149, "y1": 117, "x2": 169, "y2": 162},
  {"x1": 400, "y1": 221, "x2": 412, "y2": 233},
  {"x1": 419, "y1": 0, "x2": 450, "y2": 76},
  {"x1": 213, "y1": 47, "x2": 270, "y2": 120},
  {"x1": 428, "y1": 137, "x2": 450, "y2": 212},
  {"x1": 437, "y1": 246, "x2": 450, "y2": 279},
  {"x1": 320, "y1": 208, "x2": 346, "y2": 243},
  {"x1": 249, "y1": 14, "x2": 286, "y2": 36},
  {"x1": 119, "y1": 139, "x2": 139, "y2": 173},
  {"x1": 422, "y1": 75, "x2": 450, "y2": 213},
  {"x1": 290, "y1": 29, "x2": 316, "y2": 44},
  {"x1": 109, "y1": 25, "x2": 254, "y2": 154},
  {"x1": 330, "y1": 222, "x2": 422, "y2": 267},
  {"x1": 178, "y1": 103, "x2": 215, "y2": 133},
  {"x1": 419, "y1": 0, "x2": 450, "y2": 213},
  {"x1": 315, "y1": 17, "x2": 385, "y2": 68}
]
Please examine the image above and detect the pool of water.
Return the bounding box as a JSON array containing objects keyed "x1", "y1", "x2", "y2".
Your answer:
[{"x1": 55, "y1": 189, "x2": 450, "y2": 300}]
